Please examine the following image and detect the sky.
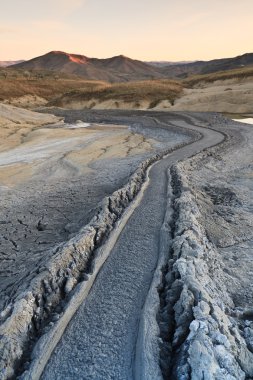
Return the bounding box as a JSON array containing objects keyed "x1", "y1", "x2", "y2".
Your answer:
[{"x1": 1, "y1": 0, "x2": 253, "y2": 61}]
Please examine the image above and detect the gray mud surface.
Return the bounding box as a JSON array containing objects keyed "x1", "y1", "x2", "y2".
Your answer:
[
  {"x1": 2, "y1": 110, "x2": 252, "y2": 380},
  {"x1": 41, "y1": 112, "x2": 253, "y2": 380},
  {"x1": 0, "y1": 111, "x2": 190, "y2": 312},
  {"x1": 40, "y1": 112, "x2": 223, "y2": 380}
]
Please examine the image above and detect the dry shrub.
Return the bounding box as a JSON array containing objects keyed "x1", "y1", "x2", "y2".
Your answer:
[
  {"x1": 0, "y1": 68, "x2": 107, "y2": 102},
  {"x1": 51, "y1": 79, "x2": 183, "y2": 107}
]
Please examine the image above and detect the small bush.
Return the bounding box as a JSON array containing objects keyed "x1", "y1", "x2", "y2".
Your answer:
[{"x1": 51, "y1": 79, "x2": 183, "y2": 107}]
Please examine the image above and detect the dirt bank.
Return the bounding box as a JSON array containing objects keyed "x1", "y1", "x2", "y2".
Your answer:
[
  {"x1": 44, "y1": 78, "x2": 253, "y2": 114},
  {"x1": 0, "y1": 103, "x2": 60, "y2": 152}
]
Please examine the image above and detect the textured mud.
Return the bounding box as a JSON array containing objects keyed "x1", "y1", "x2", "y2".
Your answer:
[
  {"x1": 34, "y1": 113, "x2": 223, "y2": 380},
  {"x1": 0, "y1": 113, "x2": 189, "y2": 313},
  {"x1": 0, "y1": 111, "x2": 195, "y2": 379},
  {"x1": 1, "y1": 110, "x2": 252, "y2": 379},
  {"x1": 158, "y1": 115, "x2": 253, "y2": 379}
]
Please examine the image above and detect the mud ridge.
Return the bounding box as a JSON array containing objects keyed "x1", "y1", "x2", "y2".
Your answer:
[
  {"x1": 0, "y1": 126, "x2": 199, "y2": 380},
  {"x1": 158, "y1": 162, "x2": 253, "y2": 379}
]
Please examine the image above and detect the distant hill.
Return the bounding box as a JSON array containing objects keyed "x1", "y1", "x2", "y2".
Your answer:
[
  {"x1": 13, "y1": 51, "x2": 163, "y2": 82},
  {"x1": 11, "y1": 51, "x2": 253, "y2": 81},
  {"x1": 0, "y1": 60, "x2": 25, "y2": 67},
  {"x1": 160, "y1": 53, "x2": 253, "y2": 78},
  {"x1": 146, "y1": 61, "x2": 195, "y2": 68}
]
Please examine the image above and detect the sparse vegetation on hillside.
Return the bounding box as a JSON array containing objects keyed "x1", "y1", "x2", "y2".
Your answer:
[
  {"x1": 0, "y1": 69, "x2": 181, "y2": 108},
  {"x1": 50, "y1": 79, "x2": 183, "y2": 108},
  {"x1": 183, "y1": 65, "x2": 253, "y2": 87},
  {"x1": 0, "y1": 68, "x2": 107, "y2": 102},
  {"x1": 1, "y1": 64, "x2": 253, "y2": 111}
]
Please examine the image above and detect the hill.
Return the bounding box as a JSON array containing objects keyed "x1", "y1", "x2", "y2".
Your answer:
[
  {"x1": 160, "y1": 53, "x2": 253, "y2": 78},
  {"x1": 2, "y1": 55, "x2": 253, "y2": 114},
  {"x1": 0, "y1": 67, "x2": 107, "y2": 107},
  {"x1": 183, "y1": 65, "x2": 253, "y2": 87},
  {"x1": 146, "y1": 61, "x2": 194, "y2": 68},
  {"x1": 47, "y1": 65, "x2": 253, "y2": 113},
  {"x1": 12, "y1": 51, "x2": 253, "y2": 81},
  {"x1": 49, "y1": 79, "x2": 183, "y2": 109},
  {"x1": 0, "y1": 60, "x2": 25, "y2": 67},
  {"x1": 13, "y1": 51, "x2": 163, "y2": 82}
]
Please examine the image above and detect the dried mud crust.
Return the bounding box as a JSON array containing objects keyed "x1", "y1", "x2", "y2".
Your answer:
[
  {"x1": 0, "y1": 130, "x2": 156, "y2": 312},
  {"x1": 0, "y1": 112, "x2": 198, "y2": 379},
  {"x1": 0, "y1": 111, "x2": 190, "y2": 314},
  {"x1": 158, "y1": 114, "x2": 253, "y2": 379}
]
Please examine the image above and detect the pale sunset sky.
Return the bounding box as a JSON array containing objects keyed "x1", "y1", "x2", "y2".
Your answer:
[{"x1": 1, "y1": 0, "x2": 253, "y2": 61}]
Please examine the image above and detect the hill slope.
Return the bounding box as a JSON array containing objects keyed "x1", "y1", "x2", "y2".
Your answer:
[
  {"x1": 12, "y1": 51, "x2": 253, "y2": 81},
  {"x1": 160, "y1": 53, "x2": 253, "y2": 78},
  {"x1": 0, "y1": 60, "x2": 25, "y2": 67},
  {"x1": 13, "y1": 51, "x2": 163, "y2": 82}
]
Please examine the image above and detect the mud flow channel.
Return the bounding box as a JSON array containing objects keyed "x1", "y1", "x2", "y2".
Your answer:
[{"x1": 0, "y1": 115, "x2": 188, "y2": 312}]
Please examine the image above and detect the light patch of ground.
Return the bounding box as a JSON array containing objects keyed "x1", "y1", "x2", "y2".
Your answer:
[
  {"x1": 159, "y1": 79, "x2": 253, "y2": 113},
  {"x1": 58, "y1": 98, "x2": 151, "y2": 111},
  {"x1": 67, "y1": 130, "x2": 154, "y2": 169},
  {"x1": 234, "y1": 118, "x2": 253, "y2": 125},
  {"x1": 0, "y1": 103, "x2": 61, "y2": 152},
  {"x1": 3, "y1": 94, "x2": 48, "y2": 109},
  {"x1": 92, "y1": 99, "x2": 151, "y2": 110},
  {"x1": 0, "y1": 104, "x2": 155, "y2": 187},
  {"x1": 0, "y1": 163, "x2": 34, "y2": 187},
  {"x1": 0, "y1": 118, "x2": 155, "y2": 187}
]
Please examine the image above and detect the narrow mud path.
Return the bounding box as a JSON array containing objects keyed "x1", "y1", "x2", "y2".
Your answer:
[{"x1": 41, "y1": 116, "x2": 223, "y2": 380}]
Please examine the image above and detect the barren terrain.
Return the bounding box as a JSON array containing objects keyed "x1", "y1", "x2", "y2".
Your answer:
[
  {"x1": 170, "y1": 79, "x2": 253, "y2": 113},
  {"x1": 2, "y1": 61, "x2": 253, "y2": 115},
  {"x1": 0, "y1": 106, "x2": 189, "y2": 314},
  {"x1": 48, "y1": 77, "x2": 253, "y2": 114},
  {"x1": 0, "y1": 104, "x2": 252, "y2": 380},
  {"x1": 158, "y1": 114, "x2": 253, "y2": 379}
]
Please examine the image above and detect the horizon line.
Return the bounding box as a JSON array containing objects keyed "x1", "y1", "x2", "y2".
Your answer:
[{"x1": 1, "y1": 49, "x2": 253, "y2": 63}]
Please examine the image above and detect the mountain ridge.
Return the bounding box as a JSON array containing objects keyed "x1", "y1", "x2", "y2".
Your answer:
[
  {"x1": 159, "y1": 52, "x2": 253, "y2": 78},
  {"x1": 0, "y1": 60, "x2": 25, "y2": 68},
  {"x1": 11, "y1": 51, "x2": 253, "y2": 81},
  {"x1": 13, "y1": 51, "x2": 162, "y2": 82}
]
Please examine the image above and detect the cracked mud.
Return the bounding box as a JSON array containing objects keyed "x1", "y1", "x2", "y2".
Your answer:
[
  {"x1": 0, "y1": 111, "x2": 188, "y2": 312},
  {"x1": 0, "y1": 108, "x2": 252, "y2": 380}
]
